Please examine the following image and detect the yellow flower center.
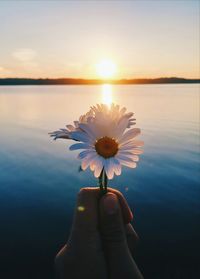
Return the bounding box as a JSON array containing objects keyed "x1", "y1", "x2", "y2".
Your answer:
[{"x1": 95, "y1": 136, "x2": 118, "y2": 158}]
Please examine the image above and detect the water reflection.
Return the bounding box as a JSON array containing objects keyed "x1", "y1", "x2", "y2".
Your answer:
[
  {"x1": 101, "y1": 84, "x2": 113, "y2": 106},
  {"x1": 0, "y1": 84, "x2": 199, "y2": 278}
]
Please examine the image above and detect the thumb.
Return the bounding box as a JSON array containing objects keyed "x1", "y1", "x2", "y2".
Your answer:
[
  {"x1": 99, "y1": 192, "x2": 128, "y2": 252},
  {"x1": 99, "y1": 192, "x2": 143, "y2": 279}
]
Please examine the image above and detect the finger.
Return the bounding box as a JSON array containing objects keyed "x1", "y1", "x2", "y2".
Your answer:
[
  {"x1": 68, "y1": 187, "x2": 101, "y2": 249},
  {"x1": 99, "y1": 192, "x2": 128, "y2": 252},
  {"x1": 107, "y1": 187, "x2": 133, "y2": 224},
  {"x1": 69, "y1": 187, "x2": 133, "y2": 250},
  {"x1": 125, "y1": 223, "x2": 139, "y2": 257},
  {"x1": 70, "y1": 187, "x2": 132, "y2": 233},
  {"x1": 73, "y1": 187, "x2": 133, "y2": 225},
  {"x1": 99, "y1": 192, "x2": 143, "y2": 279}
]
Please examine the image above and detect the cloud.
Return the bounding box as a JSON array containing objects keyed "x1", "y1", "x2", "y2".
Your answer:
[{"x1": 12, "y1": 48, "x2": 37, "y2": 62}]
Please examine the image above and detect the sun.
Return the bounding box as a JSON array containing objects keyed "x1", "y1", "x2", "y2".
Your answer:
[{"x1": 96, "y1": 59, "x2": 117, "y2": 79}]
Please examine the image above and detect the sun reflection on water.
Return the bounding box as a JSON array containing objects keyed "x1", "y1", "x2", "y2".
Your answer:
[{"x1": 101, "y1": 84, "x2": 113, "y2": 106}]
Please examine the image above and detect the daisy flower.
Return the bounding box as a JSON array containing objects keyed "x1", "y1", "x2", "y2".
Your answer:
[{"x1": 50, "y1": 104, "x2": 144, "y2": 191}]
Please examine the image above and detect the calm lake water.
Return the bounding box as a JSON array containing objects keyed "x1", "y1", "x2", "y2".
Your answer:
[{"x1": 0, "y1": 84, "x2": 200, "y2": 279}]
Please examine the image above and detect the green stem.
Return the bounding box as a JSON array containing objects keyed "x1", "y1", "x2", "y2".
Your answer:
[
  {"x1": 104, "y1": 172, "x2": 108, "y2": 192},
  {"x1": 98, "y1": 170, "x2": 103, "y2": 192},
  {"x1": 102, "y1": 168, "x2": 108, "y2": 194},
  {"x1": 98, "y1": 168, "x2": 108, "y2": 194}
]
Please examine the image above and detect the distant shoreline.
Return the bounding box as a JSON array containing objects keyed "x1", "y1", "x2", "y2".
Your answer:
[{"x1": 0, "y1": 77, "x2": 199, "y2": 86}]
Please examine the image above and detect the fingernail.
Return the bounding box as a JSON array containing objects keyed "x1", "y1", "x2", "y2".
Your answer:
[{"x1": 102, "y1": 193, "x2": 118, "y2": 215}]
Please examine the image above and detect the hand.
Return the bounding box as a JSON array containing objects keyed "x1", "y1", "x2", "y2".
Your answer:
[{"x1": 55, "y1": 187, "x2": 143, "y2": 279}]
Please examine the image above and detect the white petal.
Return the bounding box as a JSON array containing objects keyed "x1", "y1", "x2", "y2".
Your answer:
[
  {"x1": 124, "y1": 112, "x2": 134, "y2": 118},
  {"x1": 129, "y1": 118, "x2": 136, "y2": 122},
  {"x1": 120, "y1": 140, "x2": 144, "y2": 148},
  {"x1": 121, "y1": 147, "x2": 144, "y2": 155},
  {"x1": 81, "y1": 158, "x2": 90, "y2": 170},
  {"x1": 78, "y1": 123, "x2": 97, "y2": 140},
  {"x1": 78, "y1": 150, "x2": 95, "y2": 160},
  {"x1": 119, "y1": 107, "x2": 126, "y2": 115},
  {"x1": 119, "y1": 159, "x2": 137, "y2": 168},
  {"x1": 69, "y1": 143, "x2": 92, "y2": 151},
  {"x1": 89, "y1": 155, "x2": 99, "y2": 171},
  {"x1": 66, "y1": 125, "x2": 75, "y2": 131},
  {"x1": 74, "y1": 121, "x2": 79, "y2": 127},
  {"x1": 70, "y1": 131, "x2": 91, "y2": 143},
  {"x1": 49, "y1": 130, "x2": 70, "y2": 140},
  {"x1": 90, "y1": 164, "x2": 95, "y2": 171},
  {"x1": 93, "y1": 157, "x2": 104, "y2": 178},
  {"x1": 117, "y1": 154, "x2": 135, "y2": 162},
  {"x1": 118, "y1": 151, "x2": 139, "y2": 161},
  {"x1": 134, "y1": 149, "x2": 143, "y2": 155},
  {"x1": 112, "y1": 158, "x2": 122, "y2": 176},
  {"x1": 114, "y1": 117, "x2": 129, "y2": 138},
  {"x1": 119, "y1": 128, "x2": 141, "y2": 144},
  {"x1": 104, "y1": 158, "x2": 114, "y2": 179},
  {"x1": 114, "y1": 164, "x2": 121, "y2": 176},
  {"x1": 81, "y1": 153, "x2": 96, "y2": 170}
]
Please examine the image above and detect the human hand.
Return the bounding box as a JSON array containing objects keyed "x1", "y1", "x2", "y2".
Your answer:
[{"x1": 55, "y1": 187, "x2": 143, "y2": 279}]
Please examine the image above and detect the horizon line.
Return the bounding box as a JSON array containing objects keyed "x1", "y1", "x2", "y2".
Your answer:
[
  {"x1": 0, "y1": 76, "x2": 199, "y2": 80},
  {"x1": 0, "y1": 76, "x2": 199, "y2": 86}
]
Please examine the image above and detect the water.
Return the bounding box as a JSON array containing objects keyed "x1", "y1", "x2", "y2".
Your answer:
[{"x1": 0, "y1": 84, "x2": 199, "y2": 279}]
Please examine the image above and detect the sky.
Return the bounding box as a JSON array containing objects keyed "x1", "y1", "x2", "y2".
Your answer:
[{"x1": 0, "y1": 0, "x2": 199, "y2": 79}]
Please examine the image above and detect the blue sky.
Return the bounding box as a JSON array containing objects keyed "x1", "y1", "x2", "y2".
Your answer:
[{"x1": 0, "y1": 0, "x2": 199, "y2": 78}]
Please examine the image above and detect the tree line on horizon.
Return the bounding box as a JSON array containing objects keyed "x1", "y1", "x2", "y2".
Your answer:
[{"x1": 0, "y1": 77, "x2": 199, "y2": 85}]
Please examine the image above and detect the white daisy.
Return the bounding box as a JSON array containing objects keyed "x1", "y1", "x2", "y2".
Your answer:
[{"x1": 50, "y1": 103, "x2": 143, "y2": 181}]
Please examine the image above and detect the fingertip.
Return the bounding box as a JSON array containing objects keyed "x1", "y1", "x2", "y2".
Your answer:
[
  {"x1": 72, "y1": 187, "x2": 100, "y2": 232},
  {"x1": 107, "y1": 187, "x2": 133, "y2": 224},
  {"x1": 78, "y1": 186, "x2": 99, "y2": 194},
  {"x1": 100, "y1": 192, "x2": 119, "y2": 215}
]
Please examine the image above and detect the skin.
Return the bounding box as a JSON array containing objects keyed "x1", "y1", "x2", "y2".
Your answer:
[{"x1": 55, "y1": 187, "x2": 143, "y2": 279}]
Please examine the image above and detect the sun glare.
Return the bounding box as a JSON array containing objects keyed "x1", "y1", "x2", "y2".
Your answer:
[{"x1": 96, "y1": 59, "x2": 117, "y2": 79}]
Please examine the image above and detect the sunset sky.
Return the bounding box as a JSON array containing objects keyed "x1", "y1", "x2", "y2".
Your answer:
[{"x1": 0, "y1": 0, "x2": 199, "y2": 79}]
